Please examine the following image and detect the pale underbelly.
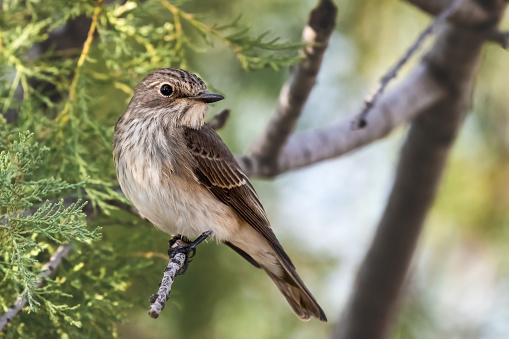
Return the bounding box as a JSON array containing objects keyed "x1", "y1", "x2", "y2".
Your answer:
[
  {"x1": 119, "y1": 165, "x2": 240, "y2": 242},
  {"x1": 115, "y1": 155, "x2": 281, "y2": 273}
]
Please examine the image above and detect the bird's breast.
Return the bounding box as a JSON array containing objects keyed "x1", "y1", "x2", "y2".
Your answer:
[{"x1": 113, "y1": 124, "x2": 240, "y2": 241}]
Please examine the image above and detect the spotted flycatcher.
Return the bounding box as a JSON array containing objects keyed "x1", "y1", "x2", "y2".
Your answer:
[{"x1": 113, "y1": 68, "x2": 326, "y2": 321}]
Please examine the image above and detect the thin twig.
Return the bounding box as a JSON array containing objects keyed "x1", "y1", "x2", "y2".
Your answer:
[
  {"x1": 354, "y1": 0, "x2": 460, "y2": 129},
  {"x1": 148, "y1": 239, "x2": 189, "y2": 319},
  {"x1": 0, "y1": 244, "x2": 72, "y2": 331}
]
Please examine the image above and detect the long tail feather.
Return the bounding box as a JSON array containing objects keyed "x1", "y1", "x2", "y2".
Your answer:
[{"x1": 264, "y1": 259, "x2": 327, "y2": 321}]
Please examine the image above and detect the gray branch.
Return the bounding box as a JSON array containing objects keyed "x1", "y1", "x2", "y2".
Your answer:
[
  {"x1": 354, "y1": 0, "x2": 460, "y2": 128},
  {"x1": 0, "y1": 244, "x2": 72, "y2": 331},
  {"x1": 267, "y1": 63, "x2": 446, "y2": 177},
  {"x1": 486, "y1": 29, "x2": 509, "y2": 48},
  {"x1": 405, "y1": 0, "x2": 495, "y2": 26},
  {"x1": 242, "y1": 0, "x2": 337, "y2": 176},
  {"x1": 333, "y1": 1, "x2": 507, "y2": 338},
  {"x1": 208, "y1": 109, "x2": 231, "y2": 131},
  {"x1": 239, "y1": 0, "x2": 507, "y2": 179},
  {"x1": 148, "y1": 239, "x2": 189, "y2": 319}
]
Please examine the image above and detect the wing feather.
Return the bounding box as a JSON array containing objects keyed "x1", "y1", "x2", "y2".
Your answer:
[{"x1": 183, "y1": 124, "x2": 294, "y2": 267}]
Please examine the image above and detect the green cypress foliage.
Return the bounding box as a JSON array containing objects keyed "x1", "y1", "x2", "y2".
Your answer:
[{"x1": 0, "y1": 1, "x2": 301, "y2": 337}]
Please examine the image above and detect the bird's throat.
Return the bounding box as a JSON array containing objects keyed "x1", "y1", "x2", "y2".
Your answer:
[{"x1": 179, "y1": 102, "x2": 208, "y2": 129}]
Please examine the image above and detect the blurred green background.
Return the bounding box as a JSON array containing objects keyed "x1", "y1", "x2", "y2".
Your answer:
[{"x1": 2, "y1": 0, "x2": 509, "y2": 338}]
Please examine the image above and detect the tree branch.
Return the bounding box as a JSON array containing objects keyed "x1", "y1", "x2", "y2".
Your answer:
[
  {"x1": 243, "y1": 0, "x2": 337, "y2": 176},
  {"x1": 486, "y1": 29, "x2": 509, "y2": 48},
  {"x1": 405, "y1": 0, "x2": 495, "y2": 26},
  {"x1": 354, "y1": 0, "x2": 460, "y2": 128},
  {"x1": 208, "y1": 109, "x2": 231, "y2": 131},
  {"x1": 239, "y1": 0, "x2": 507, "y2": 179},
  {"x1": 148, "y1": 239, "x2": 189, "y2": 319},
  {"x1": 333, "y1": 1, "x2": 507, "y2": 338},
  {"x1": 240, "y1": 62, "x2": 447, "y2": 177},
  {"x1": 0, "y1": 244, "x2": 72, "y2": 331}
]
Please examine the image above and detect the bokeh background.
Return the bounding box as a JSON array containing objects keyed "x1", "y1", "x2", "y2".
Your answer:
[{"x1": 2, "y1": 0, "x2": 509, "y2": 338}]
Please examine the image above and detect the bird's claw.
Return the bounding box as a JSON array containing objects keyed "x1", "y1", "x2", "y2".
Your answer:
[{"x1": 167, "y1": 231, "x2": 212, "y2": 275}]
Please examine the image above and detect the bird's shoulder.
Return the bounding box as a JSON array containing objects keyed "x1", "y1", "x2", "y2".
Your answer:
[
  {"x1": 182, "y1": 124, "x2": 294, "y2": 268},
  {"x1": 183, "y1": 124, "x2": 237, "y2": 163},
  {"x1": 183, "y1": 124, "x2": 247, "y2": 189}
]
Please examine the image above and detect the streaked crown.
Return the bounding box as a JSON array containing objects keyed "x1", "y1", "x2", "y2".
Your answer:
[
  {"x1": 124, "y1": 68, "x2": 224, "y2": 129},
  {"x1": 137, "y1": 68, "x2": 207, "y2": 99}
]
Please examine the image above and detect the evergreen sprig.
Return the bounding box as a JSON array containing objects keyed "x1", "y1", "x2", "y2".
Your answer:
[
  {"x1": 0, "y1": 123, "x2": 100, "y2": 316},
  {"x1": 0, "y1": 0, "x2": 304, "y2": 336}
]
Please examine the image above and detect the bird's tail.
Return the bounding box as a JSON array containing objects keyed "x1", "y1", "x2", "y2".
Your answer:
[
  {"x1": 227, "y1": 227, "x2": 326, "y2": 321},
  {"x1": 263, "y1": 257, "x2": 327, "y2": 322}
]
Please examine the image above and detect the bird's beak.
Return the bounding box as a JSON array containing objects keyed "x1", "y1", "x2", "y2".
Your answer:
[{"x1": 191, "y1": 91, "x2": 224, "y2": 103}]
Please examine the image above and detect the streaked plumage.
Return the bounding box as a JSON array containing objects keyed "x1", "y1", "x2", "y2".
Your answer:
[{"x1": 113, "y1": 68, "x2": 326, "y2": 321}]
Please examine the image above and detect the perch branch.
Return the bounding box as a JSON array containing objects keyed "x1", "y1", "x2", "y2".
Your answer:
[
  {"x1": 334, "y1": 1, "x2": 507, "y2": 338},
  {"x1": 245, "y1": 0, "x2": 337, "y2": 175},
  {"x1": 354, "y1": 0, "x2": 460, "y2": 128},
  {"x1": 0, "y1": 244, "x2": 72, "y2": 331},
  {"x1": 148, "y1": 238, "x2": 189, "y2": 319}
]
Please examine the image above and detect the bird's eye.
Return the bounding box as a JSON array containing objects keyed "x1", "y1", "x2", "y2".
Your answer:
[{"x1": 160, "y1": 84, "x2": 173, "y2": 96}]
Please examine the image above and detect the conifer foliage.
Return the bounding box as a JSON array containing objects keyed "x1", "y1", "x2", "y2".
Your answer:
[{"x1": 1, "y1": 0, "x2": 301, "y2": 337}]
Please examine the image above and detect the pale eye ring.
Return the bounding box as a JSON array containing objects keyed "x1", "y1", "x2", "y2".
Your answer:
[{"x1": 160, "y1": 84, "x2": 174, "y2": 96}]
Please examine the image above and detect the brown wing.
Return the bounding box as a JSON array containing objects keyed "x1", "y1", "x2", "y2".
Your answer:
[{"x1": 183, "y1": 124, "x2": 294, "y2": 267}]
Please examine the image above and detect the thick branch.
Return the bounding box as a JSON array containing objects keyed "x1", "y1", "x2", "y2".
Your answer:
[
  {"x1": 0, "y1": 244, "x2": 72, "y2": 331},
  {"x1": 246, "y1": 0, "x2": 337, "y2": 175},
  {"x1": 334, "y1": 1, "x2": 506, "y2": 338}
]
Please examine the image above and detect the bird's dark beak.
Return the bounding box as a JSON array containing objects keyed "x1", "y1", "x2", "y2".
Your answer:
[{"x1": 191, "y1": 91, "x2": 224, "y2": 103}]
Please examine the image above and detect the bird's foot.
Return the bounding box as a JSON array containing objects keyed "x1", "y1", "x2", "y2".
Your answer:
[{"x1": 168, "y1": 231, "x2": 212, "y2": 275}]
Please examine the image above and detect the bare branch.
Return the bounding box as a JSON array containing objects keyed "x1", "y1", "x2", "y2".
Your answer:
[
  {"x1": 208, "y1": 109, "x2": 231, "y2": 131},
  {"x1": 148, "y1": 239, "x2": 189, "y2": 319},
  {"x1": 334, "y1": 2, "x2": 507, "y2": 338},
  {"x1": 239, "y1": 63, "x2": 447, "y2": 178},
  {"x1": 405, "y1": 0, "x2": 495, "y2": 25},
  {"x1": 354, "y1": 0, "x2": 460, "y2": 128},
  {"x1": 245, "y1": 0, "x2": 337, "y2": 175},
  {"x1": 486, "y1": 29, "x2": 509, "y2": 48},
  {"x1": 0, "y1": 244, "x2": 72, "y2": 331},
  {"x1": 239, "y1": 0, "x2": 507, "y2": 179}
]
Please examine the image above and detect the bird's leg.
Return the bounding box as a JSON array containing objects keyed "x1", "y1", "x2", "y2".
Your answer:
[
  {"x1": 168, "y1": 234, "x2": 190, "y2": 251},
  {"x1": 168, "y1": 230, "x2": 212, "y2": 275}
]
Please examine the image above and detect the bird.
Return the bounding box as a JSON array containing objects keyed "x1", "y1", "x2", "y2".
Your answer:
[{"x1": 112, "y1": 68, "x2": 326, "y2": 321}]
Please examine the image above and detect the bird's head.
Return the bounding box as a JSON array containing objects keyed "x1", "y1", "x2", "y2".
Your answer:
[{"x1": 128, "y1": 68, "x2": 224, "y2": 129}]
